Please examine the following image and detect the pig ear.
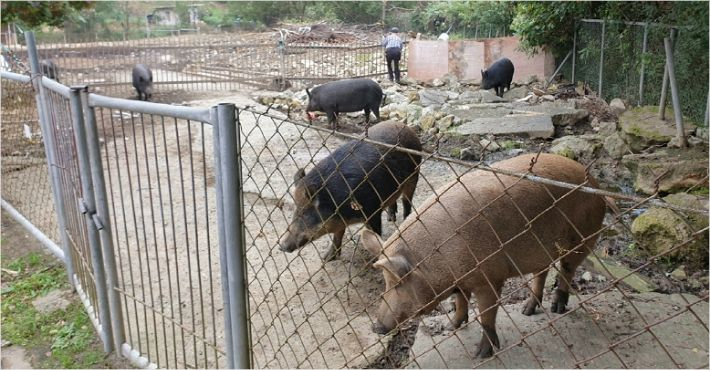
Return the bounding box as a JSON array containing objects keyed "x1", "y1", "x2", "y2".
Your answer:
[
  {"x1": 294, "y1": 168, "x2": 306, "y2": 183},
  {"x1": 373, "y1": 255, "x2": 412, "y2": 281},
  {"x1": 306, "y1": 88, "x2": 311, "y2": 98},
  {"x1": 360, "y1": 229, "x2": 384, "y2": 256}
]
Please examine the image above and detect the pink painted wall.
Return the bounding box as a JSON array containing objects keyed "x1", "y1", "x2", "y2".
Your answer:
[
  {"x1": 407, "y1": 40, "x2": 449, "y2": 82},
  {"x1": 407, "y1": 36, "x2": 554, "y2": 84}
]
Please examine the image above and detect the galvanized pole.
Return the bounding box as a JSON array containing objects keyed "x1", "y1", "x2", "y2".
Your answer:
[
  {"x1": 571, "y1": 20, "x2": 577, "y2": 83},
  {"x1": 598, "y1": 20, "x2": 605, "y2": 98},
  {"x1": 663, "y1": 37, "x2": 687, "y2": 148},
  {"x1": 212, "y1": 106, "x2": 235, "y2": 369},
  {"x1": 80, "y1": 89, "x2": 126, "y2": 353},
  {"x1": 68, "y1": 85, "x2": 114, "y2": 352},
  {"x1": 217, "y1": 103, "x2": 251, "y2": 368},
  {"x1": 638, "y1": 22, "x2": 649, "y2": 106},
  {"x1": 659, "y1": 27, "x2": 678, "y2": 119},
  {"x1": 25, "y1": 32, "x2": 77, "y2": 287}
]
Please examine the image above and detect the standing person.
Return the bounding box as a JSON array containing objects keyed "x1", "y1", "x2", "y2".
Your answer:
[{"x1": 382, "y1": 27, "x2": 403, "y2": 83}]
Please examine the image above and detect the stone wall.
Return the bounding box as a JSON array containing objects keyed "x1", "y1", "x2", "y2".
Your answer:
[{"x1": 407, "y1": 36, "x2": 555, "y2": 84}]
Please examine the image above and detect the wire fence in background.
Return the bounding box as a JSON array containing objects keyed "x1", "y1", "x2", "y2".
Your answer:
[
  {"x1": 3, "y1": 32, "x2": 401, "y2": 100},
  {"x1": 0, "y1": 72, "x2": 59, "y2": 242},
  {"x1": 565, "y1": 19, "x2": 708, "y2": 124}
]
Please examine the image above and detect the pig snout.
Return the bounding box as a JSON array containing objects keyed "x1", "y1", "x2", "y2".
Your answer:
[{"x1": 278, "y1": 229, "x2": 309, "y2": 253}]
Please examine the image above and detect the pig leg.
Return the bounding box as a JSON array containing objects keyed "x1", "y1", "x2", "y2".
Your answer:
[
  {"x1": 446, "y1": 288, "x2": 470, "y2": 330},
  {"x1": 364, "y1": 108, "x2": 371, "y2": 125},
  {"x1": 473, "y1": 280, "x2": 503, "y2": 358},
  {"x1": 386, "y1": 203, "x2": 397, "y2": 222},
  {"x1": 522, "y1": 269, "x2": 549, "y2": 315},
  {"x1": 372, "y1": 105, "x2": 380, "y2": 123},
  {"x1": 400, "y1": 175, "x2": 418, "y2": 220},
  {"x1": 367, "y1": 211, "x2": 383, "y2": 236},
  {"x1": 551, "y1": 259, "x2": 581, "y2": 313},
  {"x1": 327, "y1": 110, "x2": 338, "y2": 129},
  {"x1": 323, "y1": 229, "x2": 345, "y2": 262}
]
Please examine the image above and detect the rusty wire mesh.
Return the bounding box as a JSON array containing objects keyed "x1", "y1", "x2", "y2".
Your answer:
[
  {"x1": 92, "y1": 106, "x2": 226, "y2": 368},
  {"x1": 1, "y1": 73, "x2": 59, "y2": 242},
  {"x1": 237, "y1": 107, "x2": 708, "y2": 369},
  {"x1": 4, "y1": 34, "x2": 400, "y2": 100}
]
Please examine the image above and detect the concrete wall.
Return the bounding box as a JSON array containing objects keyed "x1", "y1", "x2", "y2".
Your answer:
[{"x1": 407, "y1": 36, "x2": 555, "y2": 84}]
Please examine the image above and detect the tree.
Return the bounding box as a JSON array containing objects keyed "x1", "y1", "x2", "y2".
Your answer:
[{"x1": 1, "y1": 1, "x2": 94, "y2": 29}]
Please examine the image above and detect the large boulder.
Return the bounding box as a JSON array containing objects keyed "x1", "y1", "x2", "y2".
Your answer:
[
  {"x1": 619, "y1": 106, "x2": 697, "y2": 152},
  {"x1": 663, "y1": 193, "x2": 709, "y2": 233},
  {"x1": 609, "y1": 98, "x2": 627, "y2": 116},
  {"x1": 622, "y1": 147, "x2": 708, "y2": 194},
  {"x1": 603, "y1": 132, "x2": 630, "y2": 159},
  {"x1": 550, "y1": 134, "x2": 602, "y2": 161},
  {"x1": 631, "y1": 206, "x2": 708, "y2": 267}
]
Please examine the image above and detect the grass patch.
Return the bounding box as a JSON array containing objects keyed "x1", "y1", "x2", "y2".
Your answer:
[{"x1": 1, "y1": 252, "x2": 114, "y2": 368}]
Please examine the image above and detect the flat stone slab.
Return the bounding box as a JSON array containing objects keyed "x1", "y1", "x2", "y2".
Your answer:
[
  {"x1": 1, "y1": 346, "x2": 32, "y2": 369},
  {"x1": 32, "y1": 288, "x2": 72, "y2": 314},
  {"x1": 451, "y1": 113, "x2": 554, "y2": 139},
  {"x1": 408, "y1": 291, "x2": 708, "y2": 368}
]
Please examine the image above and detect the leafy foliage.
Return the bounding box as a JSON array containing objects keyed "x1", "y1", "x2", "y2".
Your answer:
[
  {"x1": 411, "y1": 1, "x2": 514, "y2": 37},
  {"x1": 1, "y1": 1, "x2": 94, "y2": 28}
]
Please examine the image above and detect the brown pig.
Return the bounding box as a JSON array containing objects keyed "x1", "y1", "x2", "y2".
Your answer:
[{"x1": 361, "y1": 153, "x2": 607, "y2": 358}]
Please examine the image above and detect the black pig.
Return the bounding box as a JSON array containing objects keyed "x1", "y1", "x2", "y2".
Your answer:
[
  {"x1": 306, "y1": 78, "x2": 383, "y2": 129},
  {"x1": 40, "y1": 59, "x2": 59, "y2": 82},
  {"x1": 279, "y1": 120, "x2": 421, "y2": 262},
  {"x1": 481, "y1": 57, "x2": 514, "y2": 98},
  {"x1": 132, "y1": 64, "x2": 153, "y2": 101}
]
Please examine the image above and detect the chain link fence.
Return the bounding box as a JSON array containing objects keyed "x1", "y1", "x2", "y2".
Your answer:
[
  {"x1": 1, "y1": 68, "x2": 59, "y2": 242},
  {"x1": 238, "y1": 108, "x2": 708, "y2": 368},
  {"x1": 564, "y1": 19, "x2": 708, "y2": 125},
  {"x1": 2, "y1": 29, "x2": 708, "y2": 369}
]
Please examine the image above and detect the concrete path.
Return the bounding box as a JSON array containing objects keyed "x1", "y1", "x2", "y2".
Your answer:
[{"x1": 408, "y1": 291, "x2": 708, "y2": 368}]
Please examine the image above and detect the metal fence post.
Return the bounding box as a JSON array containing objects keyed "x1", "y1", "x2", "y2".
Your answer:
[
  {"x1": 68, "y1": 85, "x2": 114, "y2": 353},
  {"x1": 571, "y1": 20, "x2": 577, "y2": 83},
  {"x1": 638, "y1": 22, "x2": 649, "y2": 106},
  {"x1": 216, "y1": 103, "x2": 251, "y2": 368},
  {"x1": 80, "y1": 89, "x2": 126, "y2": 353},
  {"x1": 213, "y1": 105, "x2": 235, "y2": 369},
  {"x1": 598, "y1": 20, "x2": 605, "y2": 98},
  {"x1": 25, "y1": 31, "x2": 77, "y2": 286},
  {"x1": 663, "y1": 37, "x2": 687, "y2": 148},
  {"x1": 659, "y1": 27, "x2": 678, "y2": 119}
]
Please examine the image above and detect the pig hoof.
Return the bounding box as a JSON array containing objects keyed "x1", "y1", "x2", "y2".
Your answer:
[
  {"x1": 474, "y1": 325, "x2": 499, "y2": 358},
  {"x1": 323, "y1": 251, "x2": 340, "y2": 263},
  {"x1": 551, "y1": 289, "x2": 569, "y2": 314},
  {"x1": 521, "y1": 299, "x2": 538, "y2": 316}
]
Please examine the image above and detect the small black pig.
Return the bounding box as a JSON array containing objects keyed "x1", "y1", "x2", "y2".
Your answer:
[
  {"x1": 40, "y1": 59, "x2": 59, "y2": 82},
  {"x1": 306, "y1": 78, "x2": 383, "y2": 129},
  {"x1": 481, "y1": 57, "x2": 514, "y2": 97},
  {"x1": 132, "y1": 64, "x2": 153, "y2": 101},
  {"x1": 279, "y1": 120, "x2": 421, "y2": 262}
]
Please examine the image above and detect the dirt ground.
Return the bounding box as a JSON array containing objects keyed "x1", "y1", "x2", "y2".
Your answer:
[{"x1": 0, "y1": 210, "x2": 130, "y2": 369}]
